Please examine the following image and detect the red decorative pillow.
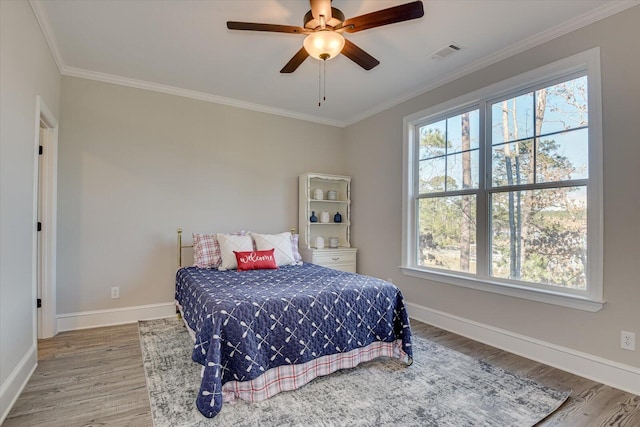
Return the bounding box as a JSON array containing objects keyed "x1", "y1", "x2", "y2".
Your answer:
[{"x1": 234, "y1": 249, "x2": 278, "y2": 271}]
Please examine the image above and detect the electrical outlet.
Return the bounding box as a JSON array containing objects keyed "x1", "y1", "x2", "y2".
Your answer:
[
  {"x1": 111, "y1": 287, "x2": 120, "y2": 299},
  {"x1": 621, "y1": 331, "x2": 635, "y2": 351}
]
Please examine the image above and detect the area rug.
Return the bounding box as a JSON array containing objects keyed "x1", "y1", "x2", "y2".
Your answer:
[{"x1": 139, "y1": 318, "x2": 569, "y2": 427}]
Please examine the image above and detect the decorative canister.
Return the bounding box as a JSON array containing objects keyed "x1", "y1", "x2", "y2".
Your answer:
[
  {"x1": 320, "y1": 211, "x2": 330, "y2": 223},
  {"x1": 310, "y1": 211, "x2": 318, "y2": 223},
  {"x1": 328, "y1": 237, "x2": 339, "y2": 248},
  {"x1": 327, "y1": 190, "x2": 337, "y2": 201},
  {"x1": 333, "y1": 212, "x2": 342, "y2": 223},
  {"x1": 313, "y1": 188, "x2": 324, "y2": 200},
  {"x1": 315, "y1": 236, "x2": 325, "y2": 249}
]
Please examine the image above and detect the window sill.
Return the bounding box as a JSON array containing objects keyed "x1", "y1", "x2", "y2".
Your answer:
[{"x1": 399, "y1": 266, "x2": 604, "y2": 312}]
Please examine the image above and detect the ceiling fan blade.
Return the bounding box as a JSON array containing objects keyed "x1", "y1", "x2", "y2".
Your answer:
[
  {"x1": 227, "y1": 21, "x2": 307, "y2": 34},
  {"x1": 341, "y1": 39, "x2": 380, "y2": 70},
  {"x1": 342, "y1": 1, "x2": 424, "y2": 33},
  {"x1": 310, "y1": 0, "x2": 333, "y2": 22},
  {"x1": 280, "y1": 47, "x2": 310, "y2": 73}
]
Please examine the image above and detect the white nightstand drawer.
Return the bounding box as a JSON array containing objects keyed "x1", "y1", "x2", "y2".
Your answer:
[
  {"x1": 313, "y1": 251, "x2": 356, "y2": 265},
  {"x1": 300, "y1": 247, "x2": 357, "y2": 272}
]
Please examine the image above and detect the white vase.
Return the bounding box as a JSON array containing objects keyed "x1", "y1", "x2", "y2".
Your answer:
[
  {"x1": 315, "y1": 236, "x2": 325, "y2": 249},
  {"x1": 313, "y1": 189, "x2": 324, "y2": 200},
  {"x1": 320, "y1": 211, "x2": 330, "y2": 223}
]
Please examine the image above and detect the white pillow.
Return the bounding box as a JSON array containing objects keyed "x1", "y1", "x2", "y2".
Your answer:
[
  {"x1": 250, "y1": 232, "x2": 296, "y2": 267},
  {"x1": 217, "y1": 234, "x2": 254, "y2": 271}
]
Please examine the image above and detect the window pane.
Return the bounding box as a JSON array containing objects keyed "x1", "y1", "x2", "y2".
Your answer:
[
  {"x1": 447, "y1": 150, "x2": 479, "y2": 190},
  {"x1": 492, "y1": 92, "x2": 534, "y2": 144},
  {"x1": 491, "y1": 139, "x2": 534, "y2": 187},
  {"x1": 418, "y1": 195, "x2": 476, "y2": 273},
  {"x1": 490, "y1": 187, "x2": 587, "y2": 289},
  {"x1": 538, "y1": 76, "x2": 588, "y2": 136},
  {"x1": 537, "y1": 128, "x2": 588, "y2": 183},
  {"x1": 419, "y1": 120, "x2": 446, "y2": 159},
  {"x1": 419, "y1": 157, "x2": 446, "y2": 193},
  {"x1": 447, "y1": 110, "x2": 480, "y2": 153}
]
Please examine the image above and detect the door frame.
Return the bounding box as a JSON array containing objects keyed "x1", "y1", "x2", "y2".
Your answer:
[{"x1": 33, "y1": 96, "x2": 58, "y2": 340}]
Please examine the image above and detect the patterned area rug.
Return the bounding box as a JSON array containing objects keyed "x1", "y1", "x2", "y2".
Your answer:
[{"x1": 139, "y1": 318, "x2": 569, "y2": 427}]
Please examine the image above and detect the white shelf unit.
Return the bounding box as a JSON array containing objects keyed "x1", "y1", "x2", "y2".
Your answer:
[{"x1": 299, "y1": 173, "x2": 357, "y2": 272}]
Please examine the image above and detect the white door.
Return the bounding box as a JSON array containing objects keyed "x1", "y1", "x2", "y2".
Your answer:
[
  {"x1": 37, "y1": 123, "x2": 45, "y2": 335},
  {"x1": 35, "y1": 96, "x2": 58, "y2": 340}
]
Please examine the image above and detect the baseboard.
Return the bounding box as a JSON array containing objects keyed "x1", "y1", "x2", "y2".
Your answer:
[
  {"x1": 407, "y1": 302, "x2": 640, "y2": 396},
  {"x1": 57, "y1": 302, "x2": 176, "y2": 332},
  {"x1": 0, "y1": 345, "x2": 37, "y2": 425}
]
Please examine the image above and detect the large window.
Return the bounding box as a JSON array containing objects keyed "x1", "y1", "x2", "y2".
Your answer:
[{"x1": 402, "y1": 49, "x2": 603, "y2": 311}]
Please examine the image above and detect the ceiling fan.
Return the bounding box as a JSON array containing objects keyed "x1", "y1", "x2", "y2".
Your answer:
[{"x1": 226, "y1": 0, "x2": 424, "y2": 73}]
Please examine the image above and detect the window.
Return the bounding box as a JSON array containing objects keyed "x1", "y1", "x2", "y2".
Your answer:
[
  {"x1": 402, "y1": 49, "x2": 603, "y2": 311},
  {"x1": 417, "y1": 110, "x2": 479, "y2": 274}
]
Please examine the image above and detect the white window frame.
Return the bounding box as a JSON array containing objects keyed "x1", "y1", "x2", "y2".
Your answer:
[{"x1": 401, "y1": 48, "x2": 603, "y2": 312}]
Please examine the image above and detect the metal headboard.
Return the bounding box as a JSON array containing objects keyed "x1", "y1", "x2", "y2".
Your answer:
[{"x1": 177, "y1": 228, "x2": 193, "y2": 268}]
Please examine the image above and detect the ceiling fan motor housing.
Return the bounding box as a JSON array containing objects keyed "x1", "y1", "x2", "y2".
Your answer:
[{"x1": 303, "y1": 8, "x2": 345, "y2": 30}]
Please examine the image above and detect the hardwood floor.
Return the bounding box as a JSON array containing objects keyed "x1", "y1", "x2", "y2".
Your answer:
[
  {"x1": 4, "y1": 324, "x2": 152, "y2": 427},
  {"x1": 4, "y1": 319, "x2": 639, "y2": 426}
]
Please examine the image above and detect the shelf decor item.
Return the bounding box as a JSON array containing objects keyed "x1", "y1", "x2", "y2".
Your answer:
[
  {"x1": 320, "y1": 211, "x2": 330, "y2": 223},
  {"x1": 327, "y1": 190, "x2": 337, "y2": 200},
  {"x1": 315, "y1": 236, "x2": 325, "y2": 249},
  {"x1": 310, "y1": 211, "x2": 318, "y2": 223},
  {"x1": 328, "y1": 237, "x2": 339, "y2": 248},
  {"x1": 313, "y1": 188, "x2": 324, "y2": 200},
  {"x1": 334, "y1": 212, "x2": 342, "y2": 223}
]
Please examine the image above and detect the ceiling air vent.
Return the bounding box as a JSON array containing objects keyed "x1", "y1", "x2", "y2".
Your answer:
[{"x1": 431, "y1": 43, "x2": 462, "y2": 59}]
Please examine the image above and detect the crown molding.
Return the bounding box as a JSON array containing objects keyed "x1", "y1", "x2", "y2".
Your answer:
[
  {"x1": 342, "y1": 0, "x2": 639, "y2": 127},
  {"x1": 29, "y1": 0, "x2": 64, "y2": 74},
  {"x1": 62, "y1": 66, "x2": 346, "y2": 127},
  {"x1": 30, "y1": 0, "x2": 637, "y2": 128}
]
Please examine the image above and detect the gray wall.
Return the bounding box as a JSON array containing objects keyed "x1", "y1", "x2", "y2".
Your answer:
[
  {"x1": 344, "y1": 6, "x2": 640, "y2": 368},
  {"x1": 57, "y1": 76, "x2": 346, "y2": 313},
  {"x1": 3, "y1": 4, "x2": 639, "y2": 419},
  {"x1": 0, "y1": 0, "x2": 61, "y2": 418}
]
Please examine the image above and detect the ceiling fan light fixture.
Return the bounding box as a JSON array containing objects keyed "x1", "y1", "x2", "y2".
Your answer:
[{"x1": 303, "y1": 30, "x2": 345, "y2": 61}]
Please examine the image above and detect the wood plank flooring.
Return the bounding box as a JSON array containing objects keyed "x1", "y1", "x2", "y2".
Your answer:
[
  {"x1": 4, "y1": 324, "x2": 152, "y2": 427},
  {"x1": 4, "y1": 319, "x2": 639, "y2": 426}
]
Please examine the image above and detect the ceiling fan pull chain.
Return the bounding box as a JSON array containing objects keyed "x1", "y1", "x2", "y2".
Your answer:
[
  {"x1": 323, "y1": 59, "x2": 327, "y2": 102},
  {"x1": 318, "y1": 60, "x2": 322, "y2": 107}
]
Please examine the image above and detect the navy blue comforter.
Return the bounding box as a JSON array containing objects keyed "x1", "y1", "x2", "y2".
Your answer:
[{"x1": 175, "y1": 263, "x2": 413, "y2": 418}]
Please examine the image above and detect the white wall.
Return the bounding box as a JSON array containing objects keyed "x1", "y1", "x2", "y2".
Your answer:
[
  {"x1": 57, "y1": 76, "x2": 346, "y2": 316},
  {"x1": 345, "y1": 6, "x2": 640, "y2": 369},
  {"x1": 0, "y1": 0, "x2": 61, "y2": 421}
]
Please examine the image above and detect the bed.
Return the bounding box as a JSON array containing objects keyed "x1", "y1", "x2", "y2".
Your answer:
[{"x1": 174, "y1": 229, "x2": 413, "y2": 418}]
